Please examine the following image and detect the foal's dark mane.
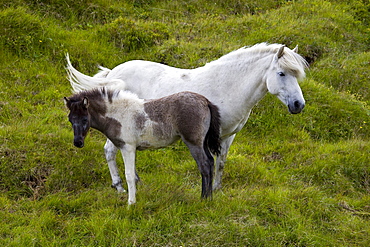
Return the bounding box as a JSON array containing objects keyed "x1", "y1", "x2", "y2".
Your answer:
[{"x1": 68, "y1": 87, "x2": 119, "y2": 104}]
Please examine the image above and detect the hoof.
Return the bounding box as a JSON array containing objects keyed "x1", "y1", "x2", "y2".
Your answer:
[
  {"x1": 128, "y1": 200, "x2": 136, "y2": 205},
  {"x1": 212, "y1": 183, "x2": 222, "y2": 191},
  {"x1": 111, "y1": 183, "x2": 126, "y2": 193},
  {"x1": 116, "y1": 187, "x2": 126, "y2": 193}
]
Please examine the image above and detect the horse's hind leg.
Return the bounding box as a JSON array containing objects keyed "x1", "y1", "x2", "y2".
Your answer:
[
  {"x1": 104, "y1": 139, "x2": 125, "y2": 192},
  {"x1": 184, "y1": 141, "x2": 214, "y2": 199}
]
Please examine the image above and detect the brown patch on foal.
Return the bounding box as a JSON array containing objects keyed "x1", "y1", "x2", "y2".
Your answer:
[
  {"x1": 134, "y1": 112, "x2": 147, "y2": 131},
  {"x1": 144, "y1": 91, "x2": 209, "y2": 145},
  {"x1": 103, "y1": 117, "x2": 125, "y2": 148}
]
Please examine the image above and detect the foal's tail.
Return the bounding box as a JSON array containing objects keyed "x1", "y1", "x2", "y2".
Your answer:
[
  {"x1": 205, "y1": 102, "x2": 221, "y2": 156},
  {"x1": 66, "y1": 54, "x2": 126, "y2": 93}
]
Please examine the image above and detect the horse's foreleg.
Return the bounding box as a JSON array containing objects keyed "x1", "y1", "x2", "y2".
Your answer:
[
  {"x1": 104, "y1": 139, "x2": 125, "y2": 192},
  {"x1": 121, "y1": 144, "x2": 137, "y2": 205},
  {"x1": 213, "y1": 134, "x2": 236, "y2": 191}
]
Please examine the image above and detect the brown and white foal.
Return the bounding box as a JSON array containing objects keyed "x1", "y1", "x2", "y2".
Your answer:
[{"x1": 64, "y1": 88, "x2": 221, "y2": 204}]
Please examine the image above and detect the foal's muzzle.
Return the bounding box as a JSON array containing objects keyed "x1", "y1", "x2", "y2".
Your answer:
[
  {"x1": 288, "y1": 100, "x2": 305, "y2": 114},
  {"x1": 73, "y1": 137, "x2": 84, "y2": 148},
  {"x1": 72, "y1": 123, "x2": 86, "y2": 148}
]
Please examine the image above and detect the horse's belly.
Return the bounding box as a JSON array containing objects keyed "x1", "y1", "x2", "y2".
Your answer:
[{"x1": 220, "y1": 110, "x2": 251, "y2": 138}]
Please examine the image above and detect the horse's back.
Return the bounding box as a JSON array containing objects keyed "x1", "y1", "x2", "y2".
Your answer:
[
  {"x1": 108, "y1": 60, "x2": 185, "y2": 81},
  {"x1": 107, "y1": 60, "x2": 197, "y2": 98}
]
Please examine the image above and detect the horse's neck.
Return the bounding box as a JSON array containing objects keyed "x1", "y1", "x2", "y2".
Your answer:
[
  {"x1": 203, "y1": 53, "x2": 271, "y2": 106},
  {"x1": 87, "y1": 100, "x2": 110, "y2": 132}
]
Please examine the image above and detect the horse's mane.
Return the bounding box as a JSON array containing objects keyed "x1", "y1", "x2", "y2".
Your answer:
[
  {"x1": 69, "y1": 87, "x2": 141, "y2": 105},
  {"x1": 213, "y1": 43, "x2": 308, "y2": 80}
]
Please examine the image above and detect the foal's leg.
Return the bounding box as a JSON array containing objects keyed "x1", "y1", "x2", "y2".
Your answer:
[
  {"x1": 184, "y1": 141, "x2": 214, "y2": 199},
  {"x1": 120, "y1": 144, "x2": 137, "y2": 205},
  {"x1": 213, "y1": 134, "x2": 236, "y2": 191},
  {"x1": 104, "y1": 139, "x2": 125, "y2": 192}
]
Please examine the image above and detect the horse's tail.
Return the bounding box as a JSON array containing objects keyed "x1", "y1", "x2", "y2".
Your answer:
[
  {"x1": 205, "y1": 102, "x2": 221, "y2": 156},
  {"x1": 66, "y1": 54, "x2": 126, "y2": 93}
]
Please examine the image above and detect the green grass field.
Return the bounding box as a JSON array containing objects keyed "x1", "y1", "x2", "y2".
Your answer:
[{"x1": 1, "y1": 0, "x2": 369, "y2": 246}]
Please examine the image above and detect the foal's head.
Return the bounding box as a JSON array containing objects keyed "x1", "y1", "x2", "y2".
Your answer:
[{"x1": 64, "y1": 96, "x2": 91, "y2": 148}]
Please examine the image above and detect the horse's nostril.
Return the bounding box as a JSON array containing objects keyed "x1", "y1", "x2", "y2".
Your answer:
[
  {"x1": 74, "y1": 140, "x2": 84, "y2": 148},
  {"x1": 294, "y1": 100, "x2": 305, "y2": 110},
  {"x1": 289, "y1": 100, "x2": 305, "y2": 114}
]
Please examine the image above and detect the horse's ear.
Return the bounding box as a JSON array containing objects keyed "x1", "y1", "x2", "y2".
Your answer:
[
  {"x1": 64, "y1": 97, "x2": 69, "y2": 106},
  {"x1": 293, "y1": 45, "x2": 298, "y2": 53},
  {"x1": 277, "y1": 45, "x2": 285, "y2": 59},
  {"x1": 82, "y1": 97, "x2": 89, "y2": 109}
]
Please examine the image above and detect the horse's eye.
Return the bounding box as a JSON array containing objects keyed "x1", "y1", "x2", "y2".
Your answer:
[{"x1": 278, "y1": 72, "x2": 285, "y2": 76}]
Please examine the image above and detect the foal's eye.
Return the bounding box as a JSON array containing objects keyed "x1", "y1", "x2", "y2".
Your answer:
[{"x1": 278, "y1": 72, "x2": 285, "y2": 76}]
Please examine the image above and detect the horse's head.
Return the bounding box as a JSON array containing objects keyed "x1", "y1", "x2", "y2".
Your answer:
[
  {"x1": 265, "y1": 45, "x2": 308, "y2": 114},
  {"x1": 64, "y1": 96, "x2": 91, "y2": 148}
]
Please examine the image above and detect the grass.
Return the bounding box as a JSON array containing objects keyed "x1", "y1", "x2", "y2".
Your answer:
[{"x1": 0, "y1": 0, "x2": 369, "y2": 246}]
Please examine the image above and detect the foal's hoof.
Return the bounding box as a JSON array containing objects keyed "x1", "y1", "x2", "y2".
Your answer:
[
  {"x1": 212, "y1": 183, "x2": 222, "y2": 191},
  {"x1": 111, "y1": 184, "x2": 126, "y2": 193},
  {"x1": 128, "y1": 200, "x2": 136, "y2": 205},
  {"x1": 116, "y1": 187, "x2": 126, "y2": 193}
]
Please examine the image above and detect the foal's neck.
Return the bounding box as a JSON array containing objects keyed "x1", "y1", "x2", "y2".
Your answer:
[
  {"x1": 84, "y1": 96, "x2": 109, "y2": 127},
  {"x1": 87, "y1": 101, "x2": 109, "y2": 130},
  {"x1": 88, "y1": 99, "x2": 126, "y2": 147}
]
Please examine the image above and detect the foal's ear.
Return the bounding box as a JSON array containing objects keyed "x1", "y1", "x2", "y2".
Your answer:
[
  {"x1": 82, "y1": 96, "x2": 89, "y2": 109},
  {"x1": 64, "y1": 97, "x2": 69, "y2": 106},
  {"x1": 293, "y1": 45, "x2": 298, "y2": 53}
]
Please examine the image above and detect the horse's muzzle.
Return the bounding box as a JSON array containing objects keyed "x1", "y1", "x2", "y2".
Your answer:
[
  {"x1": 74, "y1": 139, "x2": 84, "y2": 148},
  {"x1": 288, "y1": 100, "x2": 305, "y2": 114}
]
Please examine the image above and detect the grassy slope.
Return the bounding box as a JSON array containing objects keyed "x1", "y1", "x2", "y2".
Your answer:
[{"x1": 0, "y1": 0, "x2": 369, "y2": 246}]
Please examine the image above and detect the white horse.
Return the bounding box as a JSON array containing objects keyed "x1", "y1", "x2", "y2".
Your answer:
[{"x1": 67, "y1": 43, "x2": 308, "y2": 191}]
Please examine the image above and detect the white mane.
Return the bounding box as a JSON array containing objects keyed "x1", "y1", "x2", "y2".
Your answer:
[{"x1": 211, "y1": 43, "x2": 308, "y2": 80}]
